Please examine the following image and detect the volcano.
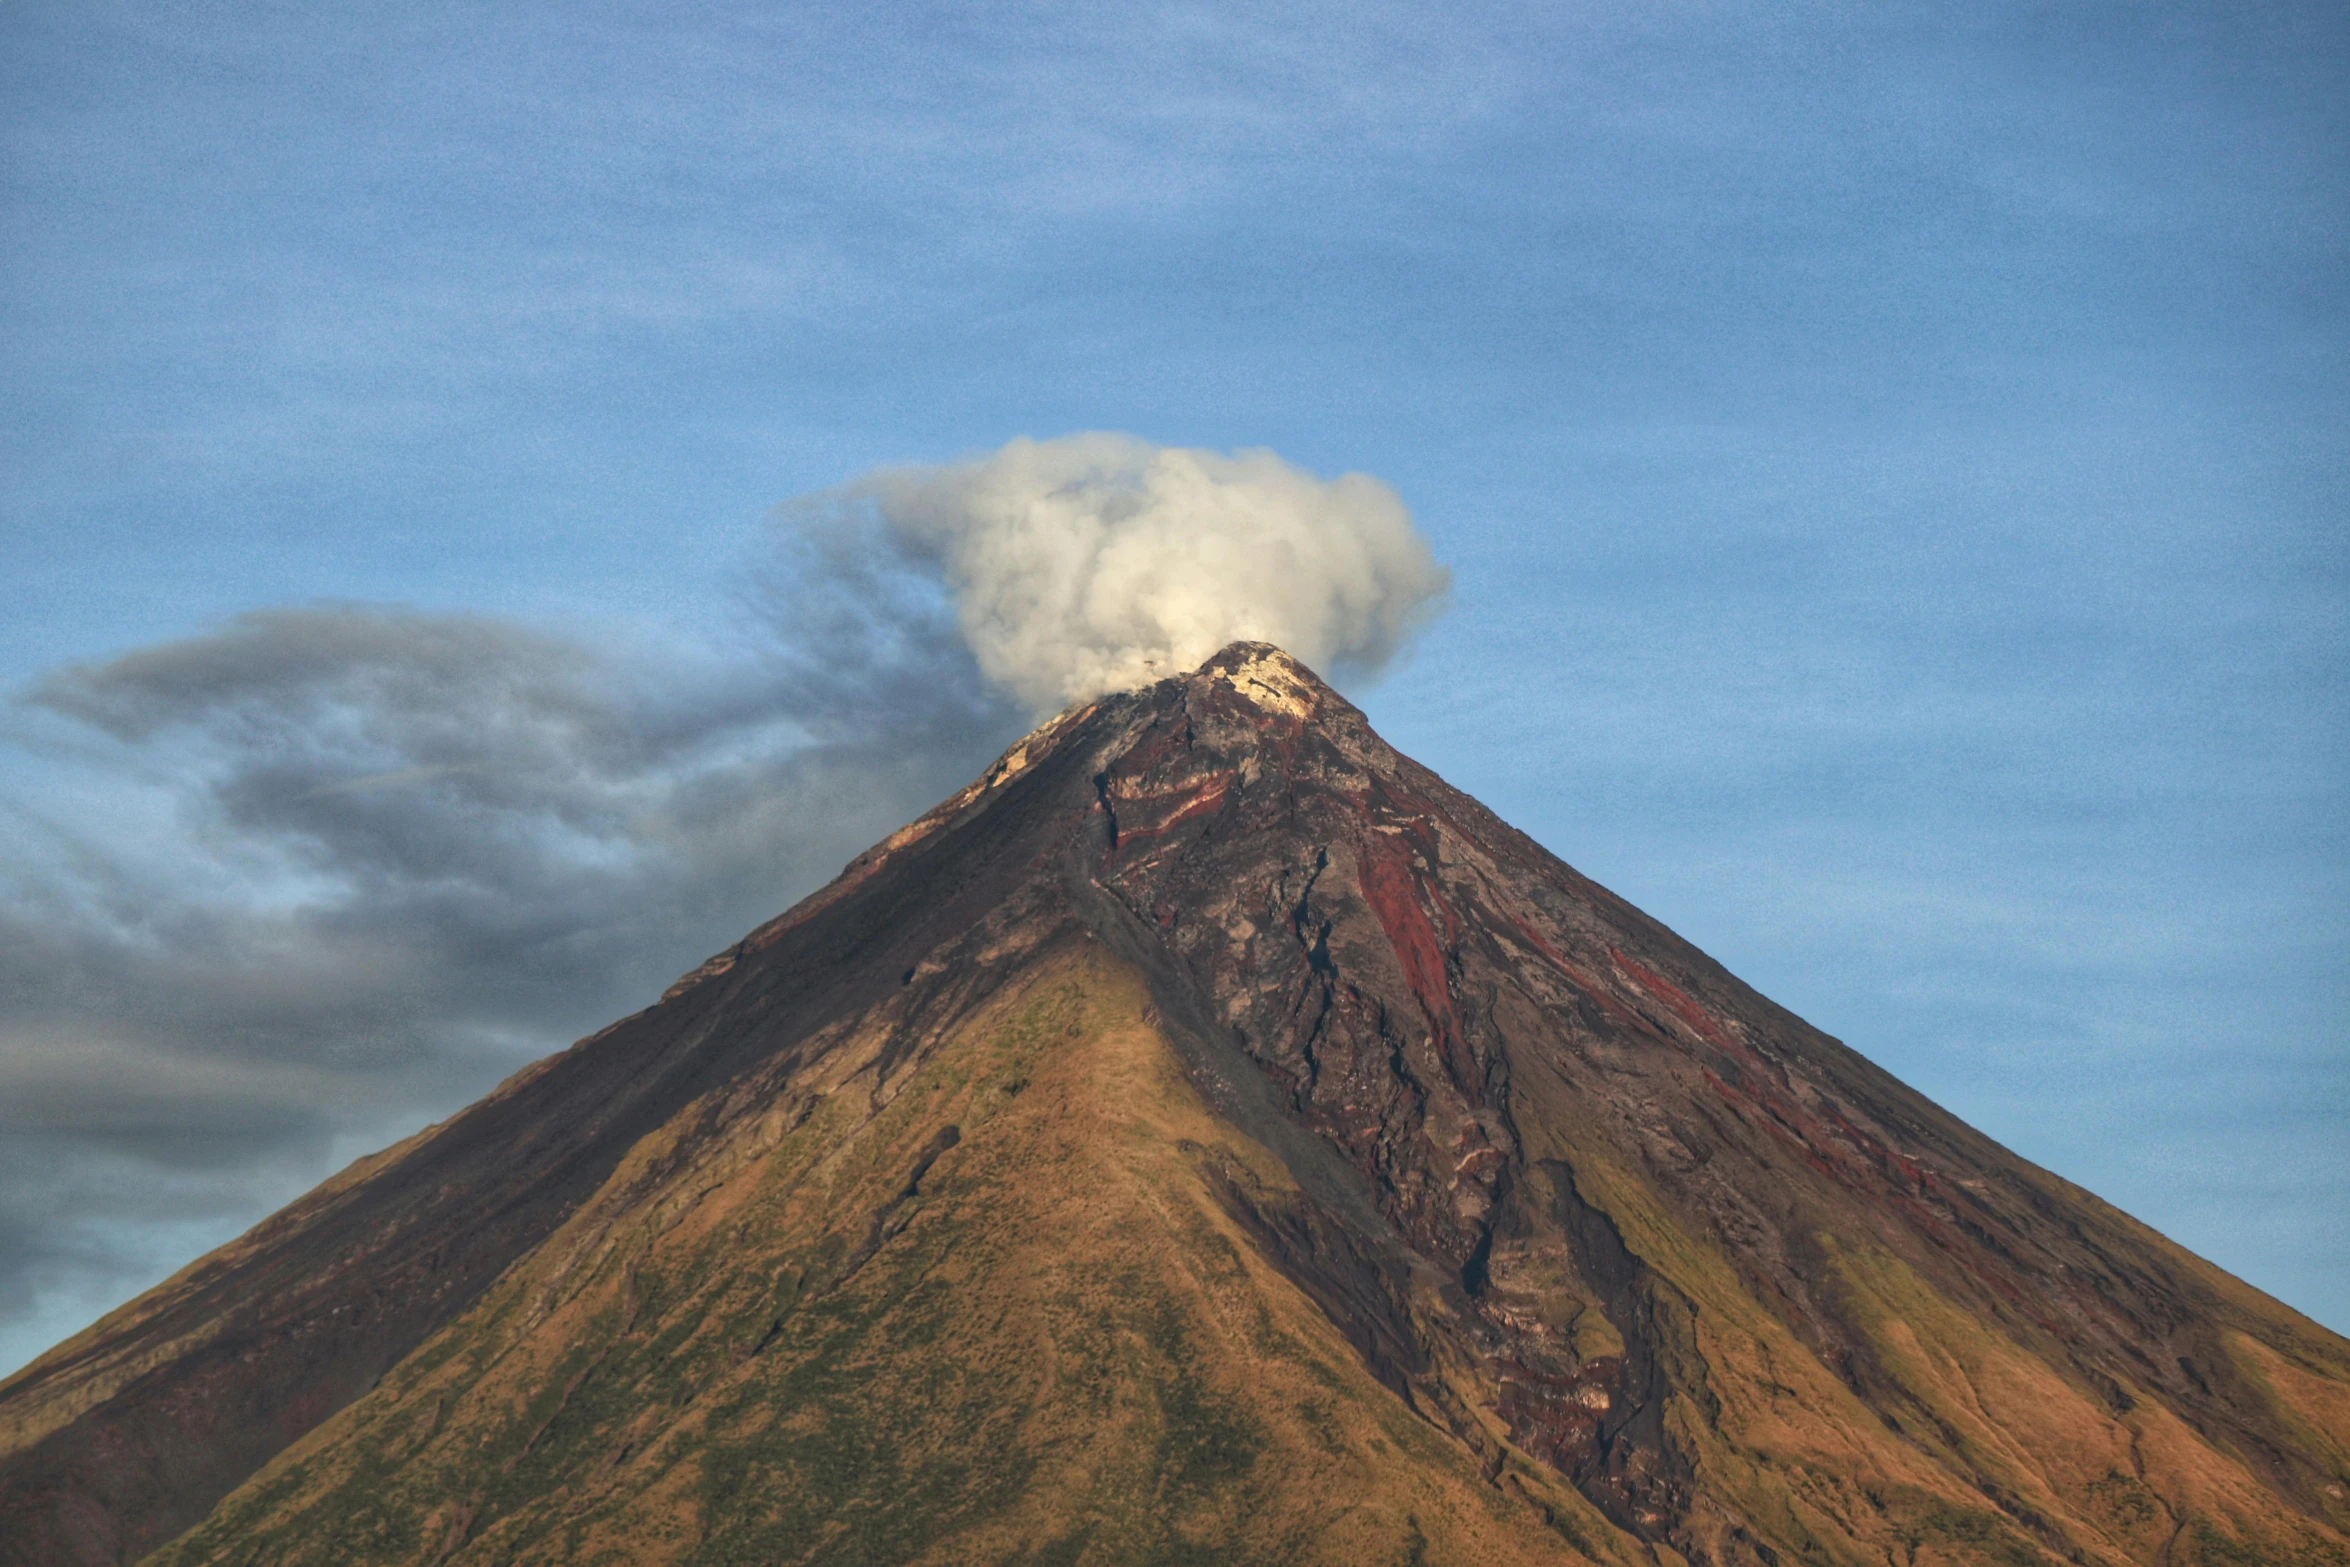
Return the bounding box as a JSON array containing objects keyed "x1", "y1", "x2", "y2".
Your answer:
[{"x1": 3, "y1": 643, "x2": 2345, "y2": 1566}]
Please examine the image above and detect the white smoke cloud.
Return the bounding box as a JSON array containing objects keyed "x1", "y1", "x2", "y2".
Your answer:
[{"x1": 840, "y1": 433, "x2": 1450, "y2": 713}]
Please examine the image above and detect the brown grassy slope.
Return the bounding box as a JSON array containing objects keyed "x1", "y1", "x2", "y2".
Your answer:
[
  {"x1": 145, "y1": 948, "x2": 1625, "y2": 1567},
  {"x1": 1502, "y1": 1077, "x2": 2350, "y2": 1567}
]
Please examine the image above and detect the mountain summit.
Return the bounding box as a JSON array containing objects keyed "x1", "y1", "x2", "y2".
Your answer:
[{"x1": 4, "y1": 643, "x2": 2345, "y2": 1566}]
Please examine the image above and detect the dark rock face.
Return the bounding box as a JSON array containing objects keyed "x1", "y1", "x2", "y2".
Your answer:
[{"x1": 3, "y1": 642, "x2": 2346, "y2": 1566}]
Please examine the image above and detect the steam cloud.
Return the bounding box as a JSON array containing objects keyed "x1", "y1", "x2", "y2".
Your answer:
[
  {"x1": 838, "y1": 433, "x2": 1449, "y2": 713},
  {"x1": 0, "y1": 435, "x2": 1447, "y2": 1375}
]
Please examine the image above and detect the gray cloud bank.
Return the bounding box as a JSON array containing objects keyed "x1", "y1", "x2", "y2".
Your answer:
[{"x1": 0, "y1": 435, "x2": 1445, "y2": 1374}]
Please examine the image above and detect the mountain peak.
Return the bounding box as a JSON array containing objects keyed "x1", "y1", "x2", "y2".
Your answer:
[
  {"x1": 5, "y1": 645, "x2": 2347, "y2": 1567},
  {"x1": 1188, "y1": 639, "x2": 1329, "y2": 720}
]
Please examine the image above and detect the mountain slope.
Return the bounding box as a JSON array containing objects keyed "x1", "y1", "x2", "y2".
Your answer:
[
  {"x1": 3, "y1": 642, "x2": 2345, "y2": 1566},
  {"x1": 149, "y1": 948, "x2": 1626, "y2": 1566}
]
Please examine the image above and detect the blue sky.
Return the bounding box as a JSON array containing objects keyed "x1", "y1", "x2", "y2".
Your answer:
[{"x1": 1, "y1": 0, "x2": 2343, "y2": 1373}]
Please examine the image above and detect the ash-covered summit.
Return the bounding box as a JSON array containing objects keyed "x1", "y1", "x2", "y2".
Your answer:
[{"x1": 4, "y1": 643, "x2": 2345, "y2": 1567}]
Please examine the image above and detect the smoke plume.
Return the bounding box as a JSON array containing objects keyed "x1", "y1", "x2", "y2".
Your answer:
[
  {"x1": 833, "y1": 433, "x2": 1449, "y2": 713},
  {"x1": 0, "y1": 435, "x2": 1446, "y2": 1375}
]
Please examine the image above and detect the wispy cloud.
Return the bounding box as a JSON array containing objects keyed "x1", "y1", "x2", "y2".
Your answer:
[{"x1": 0, "y1": 591, "x2": 1010, "y2": 1369}]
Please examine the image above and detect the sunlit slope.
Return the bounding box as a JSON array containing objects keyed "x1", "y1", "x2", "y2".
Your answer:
[{"x1": 148, "y1": 951, "x2": 1620, "y2": 1567}]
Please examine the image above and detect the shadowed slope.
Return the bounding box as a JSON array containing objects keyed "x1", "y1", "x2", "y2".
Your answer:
[{"x1": 3, "y1": 643, "x2": 2346, "y2": 1567}]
